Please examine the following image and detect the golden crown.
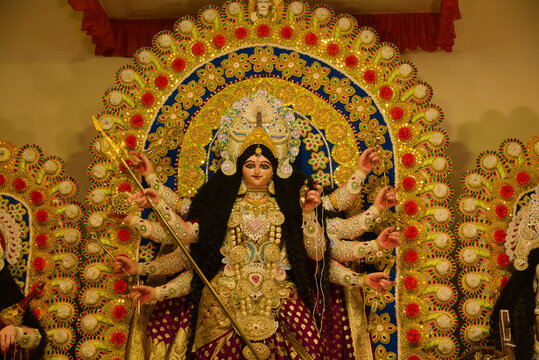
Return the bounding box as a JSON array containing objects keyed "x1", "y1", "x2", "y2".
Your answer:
[{"x1": 239, "y1": 125, "x2": 277, "y2": 158}]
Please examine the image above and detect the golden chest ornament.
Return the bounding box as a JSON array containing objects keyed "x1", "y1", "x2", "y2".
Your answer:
[{"x1": 221, "y1": 196, "x2": 290, "y2": 359}]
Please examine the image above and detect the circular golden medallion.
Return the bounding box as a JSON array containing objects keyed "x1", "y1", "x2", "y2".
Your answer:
[
  {"x1": 187, "y1": 125, "x2": 211, "y2": 145},
  {"x1": 242, "y1": 342, "x2": 270, "y2": 360},
  {"x1": 263, "y1": 243, "x2": 280, "y2": 263},
  {"x1": 332, "y1": 143, "x2": 356, "y2": 164},
  {"x1": 295, "y1": 94, "x2": 315, "y2": 115},
  {"x1": 182, "y1": 146, "x2": 205, "y2": 166},
  {"x1": 261, "y1": 280, "x2": 278, "y2": 297},
  {"x1": 235, "y1": 279, "x2": 251, "y2": 299},
  {"x1": 268, "y1": 210, "x2": 284, "y2": 225},
  {"x1": 230, "y1": 245, "x2": 247, "y2": 263},
  {"x1": 327, "y1": 123, "x2": 348, "y2": 143},
  {"x1": 110, "y1": 192, "x2": 136, "y2": 216},
  {"x1": 238, "y1": 314, "x2": 278, "y2": 341}
]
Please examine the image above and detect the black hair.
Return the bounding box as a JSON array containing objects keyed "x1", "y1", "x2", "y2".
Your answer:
[
  {"x1": 0, "y1": 266, "x2": 46, "y2": 360},
  {"x1": 489, "y1": 248, "x2": 539, "y2": 360},
  {"x1": 184, "y1": 144, "x2": 320, "y2": 357}
]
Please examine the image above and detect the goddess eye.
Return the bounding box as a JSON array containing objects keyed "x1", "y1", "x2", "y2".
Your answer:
[
  {"x1": 245, "y1": 163, "x2": 255, "y2": 169},
  {"x1": 260, "y1": 164, "x2": 271, "y2": 170}
]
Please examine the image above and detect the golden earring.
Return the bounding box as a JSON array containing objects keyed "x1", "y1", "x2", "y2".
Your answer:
[
  {"x1": 238, "y1": 179, "x2": 247, "y2": 195},
  {"x1": 268, "y1": 180, "x2": 275, "y2": 195}
]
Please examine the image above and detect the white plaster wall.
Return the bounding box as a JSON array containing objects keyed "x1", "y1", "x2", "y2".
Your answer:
[{"x1": 0, "y1": 0, "x2": 538, "y2": 198}]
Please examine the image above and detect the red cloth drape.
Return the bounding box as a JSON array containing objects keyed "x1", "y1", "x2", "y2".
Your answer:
[{"x1": 69, "y1": 0, "x2": 460, "y2": 57}]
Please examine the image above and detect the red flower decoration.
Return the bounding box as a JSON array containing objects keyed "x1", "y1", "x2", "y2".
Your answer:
[
  {"x1": 404, "y1": 201, "x2": 419, "y2": 215},
  {"x1": 0, "y1": 174, "x2": 5, "y2": 186},
  {"x1": 500, "y1": 185, "x2": 514, "y2": 198},
  {"x1": 406, "y1": 329, "x2": 421, "y2": 344},
  {"x1": 401, "y1": 153, "x2": 415, "y2": 167},
  {"x1": 516, "y1": 171, "x2": 530, "y2": 185},
  {"x1": 408, "y1": 356, "x2": 420, "y2": 360},
  {"x1": 500, "y1": 276, "x2": 509, "y2": 289},
  {"x1": 113, "y1": 305, "x2": 127, "y2": 320},
  {"x1": 114, "y1": 279, "x2": 128, "y2": 294},
  {"x1": 191, "y1": 42, "x2": 205, "y2": 56},
  {"x1": 493, "y1": 229, "x2": 507, "y2": 244},
  {"x1": 36, "y1": 210, "x2": 48, "y2": 224},
  {"x1": 130, "y1": 114, "x2": 144, "y2": 128},
  {"x1": 405, "y1": 303, "x2": 419, "y2": 317},
  {"x1": 117, "y1": 228, "x2": 131, "y2": 242},
  {"x1": 497, "y1": 253, "x2": 509, "y2": 267},
  {"x1": 362, "y1": 70, "x2": 376, "y2": 83},
  {"x1": 405, "y1": 249, "x2": 418, "y2": 263},
  {"x1": 344, "y1": 55, "x2": 358, "y2": 68},
  {"x1": 35, "y1": 234, "x2": 48, "y2": 248},
  {"x1": 33, "y1": 257, "x2": 46, "y2": 272},
  {"x1": 404, "y1": 275, "x2": 417, "y2": 290},
  {"x1": 390, "y1": 107, "x2": 404, "y2": 120},
  {"x1": 304, "y1": 32, "x2": 318, "y2": 45},
  {"x1": 125, "y1": 135, "x2": 137, "y2": 149},
  {"x1": 235, "y1": 27, "x2": 248, "y2": 39},
  {"x1": 155, "y1": 75, "x2": 168, "y2": 89},
  {"x1": 326, "y1": 43, "x2": 339, "y2": 56},
  {"x1": 402, "y1": 176, "x2": 416, "y2": 191},
  {"x1": 13, "y1": 177, "x2": 27, "y2": 191},
  {"x1": 404, "y1": 226, "x2": 418, "y2": 240},
  {"x1": 118, "y1": 182, "x2": 132, "y2": 193},
  {"x1": 33, "y1": 308, "x2": 40, "y2": 319},
  {"x1": 30, "y1": 191, "x2": 44, "y2": 204},
  {"x1": 398, "y1": 127, "x2": 412, "y2": 141},
  {"x1": 111, "y1": 332, "x2": 126, "y2": 346},
  {"x1": 141, "y1": 93, "x2": 155, "y2": 106},
  {"x1": 172, "y1": 58, "x2": 186, "y2": 72},
  {"x1": 280, "y1": 26, "x2": 293, "y2": 39},
  {"x1": 379, "y1": 86, "x2": 394, "y2": 100},
  {"x1": 213, "y1": 34, "x2": 226, "y2": 48},
  {"x1": 257, "y1": 24, "x2": 270, "y2": 37},
  {"x1": 495, "y1": 204, "x2": 508, "y2": 218}
]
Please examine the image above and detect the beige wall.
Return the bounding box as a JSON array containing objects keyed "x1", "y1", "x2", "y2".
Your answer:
[{"x1": 0, "y1": 0, "x2": 538, "y2": 197}]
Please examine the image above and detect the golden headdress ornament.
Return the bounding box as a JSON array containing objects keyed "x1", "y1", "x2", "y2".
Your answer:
[
  {"x1": 505, "y1": 185, "x2": 539, "y2": 270},
  {"x1": 216, "y1": 90, "x2": 301, "y2": 178},
  {"x1": 239, "y1": 112, "x2": 277, "y2": 158}
]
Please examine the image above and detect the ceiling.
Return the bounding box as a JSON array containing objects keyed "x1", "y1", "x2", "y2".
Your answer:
[{"x1": 98, "y1": 0, "x2": 442, "y2": 19}]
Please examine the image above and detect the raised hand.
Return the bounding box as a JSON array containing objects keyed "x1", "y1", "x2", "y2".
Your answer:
[
  {"x1": 375, "y1": 227, "x2": 401, "y2": 250},
  {"x1": 128, "y1": 188, "x2": 159, "y2": 209},
  {"x1": 0, "y1": 325, "x2": 16, "y2": 353},
  {"x1": 365, "y1": 272, "x2": 395, "y2": 292},
  {"x1": 125, "y1": 285, "x2": 156, "y2": 304},
  {"x1": 301, "y1": 184, "x2": 323, "y2": 213},
  {"x1": 111, "y1": 255, "x2": 138, "y2": 276},
  {"x1": 358, "y1": 148, "x2": 381, "y2": 174},
  {"x1": 129, "y1": 151, "x2": 154, "y2": 177},
  {"x1": 374, "y1": 186, "x2": 399, "y2": 211}
]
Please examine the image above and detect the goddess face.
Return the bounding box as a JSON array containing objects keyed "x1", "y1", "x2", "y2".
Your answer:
[
  {"x1": 242, "y1": 154, "x2": 273, "y2": 188},
  {"x1": 256, "y1": 0, "x2": 271, "y2": 15}
]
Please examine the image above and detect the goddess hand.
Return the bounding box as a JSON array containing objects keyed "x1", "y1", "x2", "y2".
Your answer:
[
  {"x1": 111, "y1": 255, "x2": 138, "y2": 276},
  {"x1": 358, "y1": 148, "x2": 380, "y2": 174},
  {"x1": 125, "y1": 285, "x2": 156, "y2": 304},
  {"x1": 128, "y1": 188, "x2": 159, "y2": 208},
  {"x1": 129, "y1": 151, "x2": 154, "y2": 177},
  {"x1": 365, "y1": 273, "x2": 394, "y2": 292},
  {"x1": 0, "y1": 325, "x2": 16, "y2": 353},
  {"x1": 374, "y1": 186, "x2": 399, "y2": 210},
  {"x1": 301, "y1": 184, "x2": 323, "y2": 213},
  {"x1": 375, "y1": 227, "x2": 401, "y2": 250}
]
